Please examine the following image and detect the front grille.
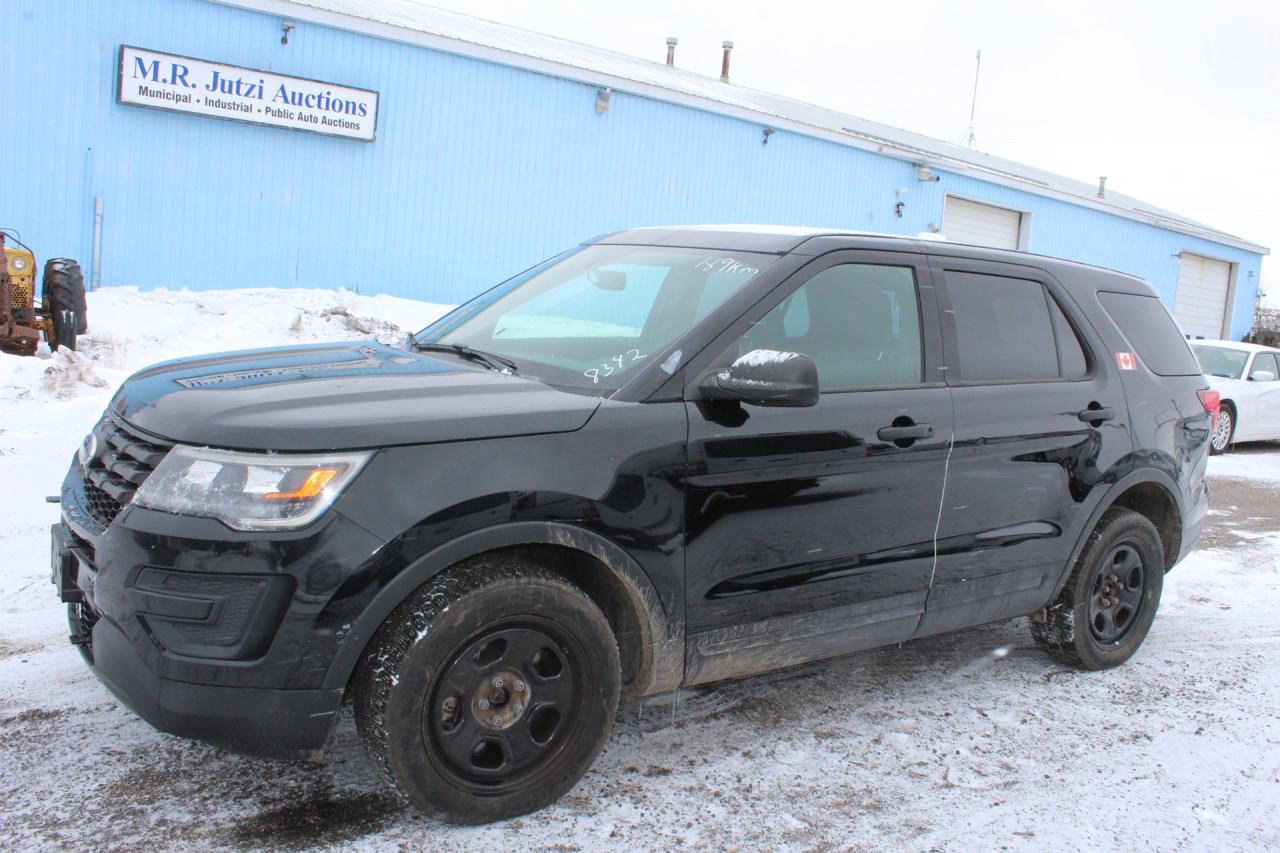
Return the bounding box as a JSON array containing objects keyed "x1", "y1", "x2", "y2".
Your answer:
[
  {"x1": 83, "y1": 479, "x2": 123, "y2": 523},
  {"x1": 11, "y1": 276, "x2": 33, "y2": 314},
  {"x1": 81, "y1": 416, "x2": 172, "y2": 527}
]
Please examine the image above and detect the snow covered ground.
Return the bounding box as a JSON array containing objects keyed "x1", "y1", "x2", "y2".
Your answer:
[{"x1": 1, "y1": 288, "x2": 1278, "y2": 851}]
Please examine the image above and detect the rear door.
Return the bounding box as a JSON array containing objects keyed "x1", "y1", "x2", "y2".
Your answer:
[
  {"x1": 917, "y1": 255, "x2": 1130, "y2": 637},
  {"x1": 682, "y1": 250, "x2": 952, "y2": 684}
]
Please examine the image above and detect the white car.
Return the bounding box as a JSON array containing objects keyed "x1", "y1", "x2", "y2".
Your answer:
[{"x1": 1190, "y1": 340, "x2": 1280, "y2": 454}]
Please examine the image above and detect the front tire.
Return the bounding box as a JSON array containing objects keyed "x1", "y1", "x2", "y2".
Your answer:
[
  {"x1": 1031, "y1": 508, "x2": 1164, "y2": 670},
  {"x1": 1209, "y1": 404, "x2": 1234, "y2": 454},
  {"x1": 352, "y1": 557, "x2": 620, "y2": 824}
]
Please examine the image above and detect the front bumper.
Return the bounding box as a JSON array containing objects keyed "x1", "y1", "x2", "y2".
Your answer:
[
  {"x1": 53, "y1": 521, "x2": 343, "y2": 758},
  {"x1": 53, "y1": 445, "x2": 385, "y2": 759}
]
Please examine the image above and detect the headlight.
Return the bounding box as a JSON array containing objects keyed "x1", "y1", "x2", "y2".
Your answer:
[
  {"x1": 134, "y1": 445, "x2": 371, "y2": 531},
  {"x1": 11, "y1": 256, "x2": 27, "y2": 271}
]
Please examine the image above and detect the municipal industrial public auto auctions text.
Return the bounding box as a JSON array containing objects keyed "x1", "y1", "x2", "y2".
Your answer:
[{"x1": 129, "y1": 55, "x2": 369, "y2": 133}]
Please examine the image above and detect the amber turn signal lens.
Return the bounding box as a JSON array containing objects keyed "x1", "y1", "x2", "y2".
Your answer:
[{"x1": 264, "y1": 468, "x2": 338, "y2": 501}]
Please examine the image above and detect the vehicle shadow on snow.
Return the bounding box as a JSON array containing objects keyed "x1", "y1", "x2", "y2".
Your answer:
[
  {"x1": 194, "y1": 617, "x2": 1040, "y2": 850},
  {"x1": 223, "y1": 785, "x2": 409, "y2": 850}
]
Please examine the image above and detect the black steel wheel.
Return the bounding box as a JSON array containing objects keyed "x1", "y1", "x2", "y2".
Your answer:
[
  {"x1": 353, "y1": 557, "x2": 619, "y2": 824},
  {"x1": 1031, "y1": 507, "x2": 1164, "y2": 670},
  {"x1": 1086, "y1": 543, "x2": 1146, "y2": 646},
  {"x1": 426, "y1": 621, "x2": 584, "y2": 794}
]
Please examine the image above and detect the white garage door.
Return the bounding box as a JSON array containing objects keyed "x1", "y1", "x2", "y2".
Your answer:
[
  {"x1": 943, "y1": 196, "x2": 1022, "y2": 250},
  {"x1": 1173, "y1": 253, "x2": 1232, "y2": 339}
]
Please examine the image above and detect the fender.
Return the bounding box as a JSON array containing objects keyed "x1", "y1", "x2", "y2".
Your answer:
[
  {"x1": 321, "y1": 521, "x2": 684, "y2": 697},
  {"x1": 1046, "y1": 466, "x2": 1186, "y2": 602}
]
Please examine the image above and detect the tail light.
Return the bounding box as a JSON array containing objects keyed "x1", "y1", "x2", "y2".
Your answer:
[{"x1": 1197, "y1": 389, "x2": 1220, "y2": 434}]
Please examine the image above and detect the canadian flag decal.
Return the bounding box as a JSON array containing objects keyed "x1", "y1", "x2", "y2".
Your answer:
[{"x1": 1115, "y1": 351, "x2": 1138, "y2": 371}]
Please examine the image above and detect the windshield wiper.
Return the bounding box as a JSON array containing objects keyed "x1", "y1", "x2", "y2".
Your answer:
[{"x1": 412, "y1": 341, "x2": 518, "y2": 372}]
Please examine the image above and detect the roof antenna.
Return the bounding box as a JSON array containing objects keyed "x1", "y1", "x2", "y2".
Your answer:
[{"x1": 962, "y1": 49, "x2": 981, "y2": 149}]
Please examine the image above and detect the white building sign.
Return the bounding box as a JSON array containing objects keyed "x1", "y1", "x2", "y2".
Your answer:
[{"x1": 116, "y1": 46, "x2": 379, "y2": 142}]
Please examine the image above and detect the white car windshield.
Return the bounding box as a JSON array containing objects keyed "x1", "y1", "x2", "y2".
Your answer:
[
  {"x1": 1192, "y1": 345, "x2": 1249, "y2": 379},
  {"x1": 415, "y1": 245, "x2": 776, "y2": 392}
]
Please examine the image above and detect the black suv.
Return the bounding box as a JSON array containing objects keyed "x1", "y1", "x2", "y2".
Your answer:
[{"x1": 52, "y1": 227, "x2": 1216, "y2": 823}]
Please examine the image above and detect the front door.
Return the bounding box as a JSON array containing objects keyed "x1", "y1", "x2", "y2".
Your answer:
[
  {"x1": 681, "y1": 251, "x2": 953, "y2": 685},
  {"x1": 1245, "y1": 352, "x2": 1280, "y2": 439}
]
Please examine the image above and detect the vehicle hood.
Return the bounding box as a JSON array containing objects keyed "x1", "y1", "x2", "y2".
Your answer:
[{"x1": 109, "y1": 341, "x2": 601, "y2": 451}]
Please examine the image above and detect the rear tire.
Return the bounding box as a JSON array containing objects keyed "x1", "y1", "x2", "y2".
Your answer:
[
  {"x1": 1209, "y1": 404, "x2": 1234, "y2": 454},
  {"x1": 48, "y1": 306, "x2": 78, "y2": 351},
  {"x1": 352, "y1": 556, "x2": 620, "y2": 824},
  {"x1": 42, "y1": 258, "x2": 86, "y2": 351},
  {"x1": 1031, "y1": 508, "x2": 1164, "y2": 670}
]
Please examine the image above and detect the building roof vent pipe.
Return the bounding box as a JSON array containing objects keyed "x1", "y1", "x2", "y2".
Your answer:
[
  {"x1": 720, "y1": 41, "x2": 734, "y2": 82},
  {"x1": 666, "y1": 37, "x2": 678, "y2": 66},
  {"x1": 1097, "y1": 176, "x2": 1107, "y2": 198}
]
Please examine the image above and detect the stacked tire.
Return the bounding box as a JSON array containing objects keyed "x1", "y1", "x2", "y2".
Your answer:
[{"x1": 42, "y1": 259, "x2": 87, "y2": 351}]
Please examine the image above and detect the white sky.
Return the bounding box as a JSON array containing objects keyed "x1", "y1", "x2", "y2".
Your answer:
[{"x1": 422, "y1": 0, "x2": 1278, "y2": 306}]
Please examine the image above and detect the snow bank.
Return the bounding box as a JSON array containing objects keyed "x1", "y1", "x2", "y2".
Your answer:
[{"x1": 0, "y1": 285, "x2": 453, "y2": 404}]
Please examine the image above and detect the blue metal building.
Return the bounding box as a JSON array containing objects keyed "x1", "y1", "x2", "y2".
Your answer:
[{"x1": 4, "y1": 0, "x2": 1269, "y2": 339}]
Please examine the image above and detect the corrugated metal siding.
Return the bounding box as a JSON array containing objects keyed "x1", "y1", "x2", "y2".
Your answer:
[{"x1": 2, "y1": 0, "x2": 1265, "y2": 338}]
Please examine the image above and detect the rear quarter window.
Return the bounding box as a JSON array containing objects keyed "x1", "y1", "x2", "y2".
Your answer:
[{"x1": 1097, "y1": 291, "x2": 1202, "y2": 376}]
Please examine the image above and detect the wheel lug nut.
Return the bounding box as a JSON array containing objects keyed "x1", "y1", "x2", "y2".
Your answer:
[
  {"x1": 492, "y1": 677, "x2": 504, "y2": 688},
  {"x1": 513, "y1": 703, "x2": 525, "y2": 715},
  {"x1": 478, "y1": 698, "x2": 490, "y2": 710},
  {"x1": 514, "y1": 680, "x2": 526, "y2": 692},
  {"x1": 491, "y1": 714, "x2": 502, "y2": 726}
]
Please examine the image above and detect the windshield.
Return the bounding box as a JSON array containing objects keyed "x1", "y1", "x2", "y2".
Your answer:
[
  {"x1": 1191, "y1": 344, "x2": 1249, "y2": 379},
  {"x1": 415, "y1": 245, "x2": 776, "y2": 392}
]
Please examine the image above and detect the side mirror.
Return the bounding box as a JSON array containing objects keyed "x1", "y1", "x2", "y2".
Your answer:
[
  {"x1": 1251, "y1": 369, "x2": 1277, "y2": 382},
  {"x1": 698, "y1": 349, "x2": 819, "y2": 407}
]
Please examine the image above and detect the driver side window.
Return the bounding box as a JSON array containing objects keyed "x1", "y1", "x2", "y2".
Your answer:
[
  {"x1": 738, "y1": 263, "x2": 924, "y2": 390},
  {"x1": 1250, "y1": 353, "x2": 1279, "y2": 381}
]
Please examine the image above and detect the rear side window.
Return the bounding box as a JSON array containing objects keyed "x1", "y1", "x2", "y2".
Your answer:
[
  {"x1": 1097, "y1": 291, "x2": 1202, "y2": 376},
  {"x1": 945, "y1": 270, "x2": 1089, "y2": 382}
]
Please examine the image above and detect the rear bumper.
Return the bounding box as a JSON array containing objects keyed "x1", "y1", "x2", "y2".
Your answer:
[{"x1": 1176, "y1": 513, "x2": 1205, "y2": 567}]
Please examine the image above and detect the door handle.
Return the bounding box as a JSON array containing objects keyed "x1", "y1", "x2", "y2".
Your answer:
[
  {"x1": 877, "y1": 423, "x2": 934, "y2": 441},
  {"x1": 1076, "y1": 407, "x2": 1115, "y2": 423}
]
